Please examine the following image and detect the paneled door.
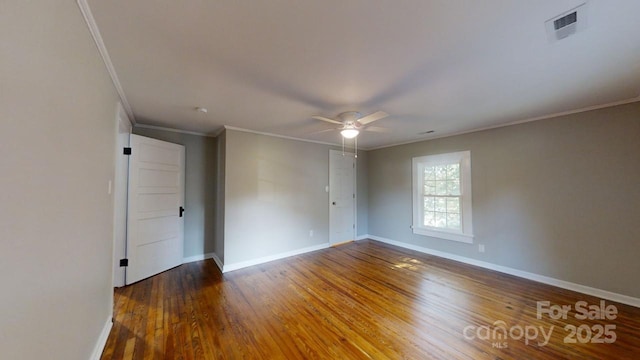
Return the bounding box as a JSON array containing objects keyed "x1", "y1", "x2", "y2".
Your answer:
[
  {"x1": 329, "y1": 150, "x2": 355, "y2": 245},
  {"x1": 126, "y1": 135, "x2": 185, "y2": 285}
]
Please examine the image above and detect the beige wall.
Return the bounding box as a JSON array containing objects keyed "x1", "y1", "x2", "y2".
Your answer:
[
  {"x1": 222, "y1": 130, "x2": 367, "y2": 265},
  {"x1": 132, "y1": 127, "x2": 217, "y2": 258},
  {"x1": 223, "y1": 130, "x2": 333, "y2": 264},
  {"x1": 367, "y1": 102, "x2": 640, "y2": 298},
  {"x1": 0, "y1": 2, "x2": 120, "y2": 359}
]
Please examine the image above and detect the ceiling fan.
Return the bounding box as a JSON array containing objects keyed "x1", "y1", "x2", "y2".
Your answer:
[{"x1": 311, "y1": 111, "x2": 389, "y2": 138}]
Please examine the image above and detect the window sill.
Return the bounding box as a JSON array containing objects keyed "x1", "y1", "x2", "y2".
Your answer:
[{"x1": 412, "y1": 227, "x2": 474, "y2": 244}]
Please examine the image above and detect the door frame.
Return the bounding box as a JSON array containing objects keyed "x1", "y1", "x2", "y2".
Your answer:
[
  {"x1": 329, "y1": 149, "x2": 357, "y2": 245},
  {"x1": 112, "y1": 102, "x2": 132, "y2": 288}
]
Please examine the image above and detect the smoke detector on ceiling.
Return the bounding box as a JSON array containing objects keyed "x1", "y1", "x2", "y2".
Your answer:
[{"x1": 545, "y1": 2, "x2": 589, "y2": 42}]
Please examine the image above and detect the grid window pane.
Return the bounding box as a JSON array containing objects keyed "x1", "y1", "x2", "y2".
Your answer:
[
  {"x1": 446, "y1": 197, "x2": 460, "y2": 213},
  {"x1": 424, "y1": 180, "x2": 436, "y2": 194},
  {"x1": 447, "y1": 164, "x2": 460, "y2": 179},
  {"x1": 424, "y1": 166, "x2": 436, "y2": 180},
  {"x1": 446, "y1": 213, "x2": 461, "y2": 229},
  {"x1": 447, "y1": 180, "x2": 460, "y2": 195},
  {"x1": 415, "y1": 153, "x2": 471, "y2": 238},
  {"x1": 424, "y1": 196, "x2": 435, "y2": 211},
  {"x1": 421, "y1": 168, "x2": 463, "y2": 229},
  {"x1": 424, "y1": 211, "x2": 436, "y2": 227}
]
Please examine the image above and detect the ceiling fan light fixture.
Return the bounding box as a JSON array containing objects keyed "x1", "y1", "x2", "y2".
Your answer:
[{"x1": 340, "y1": 129, "x2": 359, "y2": 139}]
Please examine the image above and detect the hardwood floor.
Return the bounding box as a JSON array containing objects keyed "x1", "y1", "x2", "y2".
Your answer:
[{"x1": 101, "y1": 240, "x2": 640, "y2": 359}]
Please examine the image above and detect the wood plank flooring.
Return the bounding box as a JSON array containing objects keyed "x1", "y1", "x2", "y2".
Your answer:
[{"x1": 101, "y1": 240, "x2": 640, "y2": 359}]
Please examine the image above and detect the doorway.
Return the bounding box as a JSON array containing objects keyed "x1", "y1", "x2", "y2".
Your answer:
[{"x1": 329, "y1": 150, "x2": 356, "y2": 245}]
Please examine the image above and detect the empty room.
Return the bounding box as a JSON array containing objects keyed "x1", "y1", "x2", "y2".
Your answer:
[{"x1": 2, "y1": 1, "x2": 640, "y2": 359}]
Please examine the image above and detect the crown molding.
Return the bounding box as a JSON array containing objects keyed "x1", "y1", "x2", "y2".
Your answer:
[
  {"x1": 369, "y1": 96, "x2": 640, "y2": 150},
  {"x1": 73, "y1": 1, "x2": 640, "y2": 151},
  {"x1": 134, "y1": 124, "x2": 364, "y2": 150},
  {"x1": 77, "y1": 0, "x2": 136, "y2": 124},
  {"x1": 134, "y1": 123, "x2": 218, "y2": 137},
  {"x1": 212, "y1": 126, "x2": 226, "y2": 137},
  {"x1": 223, "y1": 125, "x2": 350, "y2": 148}
]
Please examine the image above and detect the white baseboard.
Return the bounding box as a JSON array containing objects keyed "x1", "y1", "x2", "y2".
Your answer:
[
  {"x1": 355, "y1": 234, "x2": 369, "y2": 241},
  {"x1": 223, "y1": 243, "x2": 330, "y2": 272},
  {"x1": 364, "y1": 235, "x2": 640, "y2": 308},
  {"x1": 183, "y1": 251, "x2": 225, "y2": 274},
  {"x1": 211, "y1": 252, "x2": 224, "y2": 272},
  {"x1": 90, "y1": 317, "x2": 113, "y2": 360},
  {"x1": 182, "y1": 252, "x2": 215, "y2": 264}
]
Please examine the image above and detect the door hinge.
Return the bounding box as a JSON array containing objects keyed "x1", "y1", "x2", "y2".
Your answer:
[
  {"x1": 123, "y1": 147, "x2": 132, "y2": 155},
  {"x1": 353, "y1": 193, "x2": 355, "y2": 198},
  {"x1": 353, "y1": 224, "x2": 355, "y2": 229},
  {"x1": 119, "y1": 258, "x2": 128, "y2": 267}
]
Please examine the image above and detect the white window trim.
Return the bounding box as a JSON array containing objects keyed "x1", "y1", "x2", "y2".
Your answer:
[{"x1": 412, "y1": 151, "x2": 474, "y2": 244}]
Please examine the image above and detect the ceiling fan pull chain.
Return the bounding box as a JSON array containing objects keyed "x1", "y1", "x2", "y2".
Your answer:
[{"x1": 355, "y1": 136, "x2": 358, "y2": 158}]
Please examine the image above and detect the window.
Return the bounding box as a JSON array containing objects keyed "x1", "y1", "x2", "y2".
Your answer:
[{"x1": 412, "y1": 151, "x2": 473, "y2": 243}]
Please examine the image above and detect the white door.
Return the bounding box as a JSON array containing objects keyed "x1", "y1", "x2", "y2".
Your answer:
[
  {"x1": 126, "y1": 134, "x2": 185, "y2": 285},
  {"x1": 329, "y1": 150, "x2": 355, "y2": 245}
]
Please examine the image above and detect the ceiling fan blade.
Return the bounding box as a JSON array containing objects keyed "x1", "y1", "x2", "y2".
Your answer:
[
  {"x1": 358, "y1": 111, "x2": 389, "y2": 125},
  {"x1": 312, "y1": 116, "x2": 343, "y2": 125},
  {"x1": 364, "y1": 126, "x2": 390, "y2": 133}
]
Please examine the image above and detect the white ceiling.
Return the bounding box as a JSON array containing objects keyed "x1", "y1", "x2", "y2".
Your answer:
[{"x1": 87, "y1": 0, "x2": 640, "y2": 148}]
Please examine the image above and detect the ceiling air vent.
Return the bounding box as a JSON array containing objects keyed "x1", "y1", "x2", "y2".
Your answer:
[{"x1": 545, "y1": 3, "x2": 588, "y2": 42}]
